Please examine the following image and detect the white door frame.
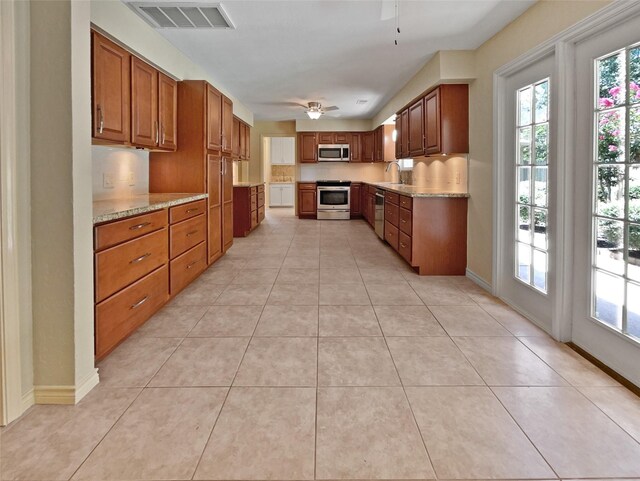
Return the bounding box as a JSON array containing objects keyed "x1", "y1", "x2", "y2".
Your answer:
[
  {"x1": 494, "y1": 1, "x2": 640, "y2": 343},
  {"x1": 0, "y1": 0, "x2": 27, "y2": 425}
]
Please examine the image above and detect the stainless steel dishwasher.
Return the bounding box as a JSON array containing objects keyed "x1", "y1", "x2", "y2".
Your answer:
[{"x1": 375, "y1": 189, "x2": 385, "y2": 239}]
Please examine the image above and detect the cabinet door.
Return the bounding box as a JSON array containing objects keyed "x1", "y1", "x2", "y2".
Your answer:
[
  {"x1": 298, "y1": 190, "x2": 317, "y2": 215},
  {"x1": 207, "y1": 155, "x2": 222, "y2": 263},
  {"x1": 350, "y1": 184, "x2": 361, "y2": 215},
  {"x1": 270, "y1": 137, "x2": 282, "y2": 164},
  {"x1": 239, "y1": 123, "x2": 247, "y2": 160},
  {"x1": 395, "y1": 115, "x2": 402, "y2": 159},
  {"x1": 158, "y1": 72, "x2": 177, "y2": 151},
  {"x1": 409, "y1": 98, "x2": 425, "y2": 157},
  {"x1": 92, "y1": 31, "x2": 130, "y2": 143},
  {"x1": 206, "y1": 84, "x2": 222, "y2": 152},
  {"x1": 318, "y1": 132, "x2": 334, "y2": 144},
  {"x1": 269, "y1": 185, "x2": 282, "y2": 206},
  {"x1": 281, "y1": 184, "x2": 294, "y2": 206},
  {"x1": 361, "y1": 131, "x2": 374, "y2": 162},
  {"x1": 245, "y1": 124, "x2": 251, "y2": 159},
  {"x1": 232, "y1": 116, "x2": 240, "y2": 159},
  {"x1": 424, "y1": 88, "x2": 441, "y2": 154},
  {"x1": 131, "y1": 57, "x2": 158, "y2": 148},
  {"x1": 401, "y1": 109, "x2": 410, "y2": 158},
  {"x1": 222, "y1": 157, "x2": 234, "y2": 252},
  {"x1": 375, "y1": 126, "x2": 384, "y2": 162},
  {"x1": 350, "y1": 133, "x2": 361, "y2": 162},
  {"x1": 334, "y1": 132, "x2": 351, "y2": 144},
  {"x1": 222, "y1": 95, "x2": 233, "y2": 154},
  {"x1": 283, "y1": 137, "x2": 295, "y2": 165},
  {"x1": 298, "y1": 133, "x2": 317, "y2": 163}
]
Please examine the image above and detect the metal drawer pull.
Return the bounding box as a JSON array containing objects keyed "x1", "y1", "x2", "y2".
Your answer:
[
  {"x1": 129, "y1": 222, "x2": 151, "y2": 230},
  {"x1": 400, "y1": 242, "x2": 407, "y2": 248},
  {"x1": 130, "y1": 253, "x2": 151, "y2": 264},
  {"x1": 186, "y1": 208, "x2": 199, "y2": 213},
  {"x1": 130, "y1": 296, "x2": 148, "y2": 309},
  {"x1": 187, "y1": 261, "x2": 198, "y2": 269},
  {"x1": 97, "y1": 106, "x2": 104, "y2": 134},
  {"x1": 186, "y1": 230, "x2": 199, "y2": 237},
  {"x1": 401, "y1": 219, "x2": 407, "y2": 223}
]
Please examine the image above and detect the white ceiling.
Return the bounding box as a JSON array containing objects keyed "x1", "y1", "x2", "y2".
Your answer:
[{"x1": 126, "y1": 0, "x2": 535, "y2": 121}]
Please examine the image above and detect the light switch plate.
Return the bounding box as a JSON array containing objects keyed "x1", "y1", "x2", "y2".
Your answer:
[
  {"x1": 128, "y1": 171, "x2": 136, "y2": 186},
  {"x1": 103, "y1": 173, "x2": 115, "y2": 189}
]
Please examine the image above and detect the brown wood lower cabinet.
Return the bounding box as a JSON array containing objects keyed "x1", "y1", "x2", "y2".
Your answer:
[
  {"x1": 233, "y1": 183, "x2": 265, "y2": 237},
  {"x1": 297, "y1": 182, "x2": 317, "y2": 218},
  {"x1": 350, "y1": 183, "x2": 362, "y2": 218},
  {"x1": 93, "y1": 199, "x2": 215, "y2": 361},
  {"x1": 373, "y1": 187, "x2": 467, "y2": 275}
]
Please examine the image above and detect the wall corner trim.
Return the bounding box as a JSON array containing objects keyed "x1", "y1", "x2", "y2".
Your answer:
[
  {"x1": 33, "y1": 368, "x2": 99, "y2": 405},
  {"x1": 21, "y1": 389, "x2": 34, "y2": 413},
  {"x1": 465, "y1": 268, "x2": 492, "y2": 293}
]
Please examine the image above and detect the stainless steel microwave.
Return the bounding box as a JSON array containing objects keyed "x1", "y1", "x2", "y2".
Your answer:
[{"x1": 318, "y1": 144, "x2": 349, "y2": 162}]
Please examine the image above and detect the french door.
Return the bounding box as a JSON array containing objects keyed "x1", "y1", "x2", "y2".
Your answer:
[
  {"x1": 498, "y1": 54, "x2": 556, "y2": 332},
  {"x1": 573, "y1": 16, "x2": 640, "y2": 385}
]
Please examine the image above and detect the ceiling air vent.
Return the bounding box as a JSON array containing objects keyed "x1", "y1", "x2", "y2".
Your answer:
[
  {"x1": 356, "y1": 99, "x2": 369, "y2": 105},
  {"x1": 128, "y1": 2, "x2": 235, "y2": 29}
]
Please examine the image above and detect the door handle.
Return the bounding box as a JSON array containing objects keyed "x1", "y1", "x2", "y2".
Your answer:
[
  {"x1": 130, "y1": 253, "x2": 151, "y2": 264},
  {"x1": 130, "y1": 296, "x2": 148, "y2": 309}
]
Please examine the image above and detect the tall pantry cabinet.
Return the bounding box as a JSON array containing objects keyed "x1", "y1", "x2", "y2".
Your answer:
[{"x1": 149, "y1": 80, "x2": 234, "y2": 265}]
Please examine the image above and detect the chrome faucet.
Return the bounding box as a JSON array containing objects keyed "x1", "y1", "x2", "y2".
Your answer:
[{"x1": 385, "y1": 160, "x2": 403, "y2": 183}]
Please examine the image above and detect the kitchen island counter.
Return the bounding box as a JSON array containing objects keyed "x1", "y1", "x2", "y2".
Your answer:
[{"x1": 93, "y1": 193, "x2": 208, "y2": 224}]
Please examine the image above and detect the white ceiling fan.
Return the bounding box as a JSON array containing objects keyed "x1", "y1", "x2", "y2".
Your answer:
[{"x1": 303, "y1": 101, "x2": 339, "y2": 120}]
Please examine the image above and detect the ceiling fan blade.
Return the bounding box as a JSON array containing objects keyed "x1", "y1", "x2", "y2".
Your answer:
[
  {"x1": 257, "y1": 101, "x2": 309, "y2": 108},
  {"x1": 324, "y1": 106, "x2": 339, "y2": 111}
]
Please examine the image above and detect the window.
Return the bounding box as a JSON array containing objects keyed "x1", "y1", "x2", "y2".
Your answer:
[
  {"x1": 515, "y1": 79, "x2": 550, "y2": 293},
  {"x1": 592, "y1": 44, "x2": 640, "y2": 340}
]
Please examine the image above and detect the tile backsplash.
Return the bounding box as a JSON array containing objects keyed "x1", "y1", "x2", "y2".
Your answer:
[
  {"x1": 270, "y1": 165, "x2": 295, "y2": 182},
  {"x1": 92, "y1": 146, "x2": 149, "y2": 200}
]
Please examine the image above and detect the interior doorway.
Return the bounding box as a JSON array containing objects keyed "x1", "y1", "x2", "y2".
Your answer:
[{"x1": 263, "y1": 136, "x2": 296, "y2": 209}]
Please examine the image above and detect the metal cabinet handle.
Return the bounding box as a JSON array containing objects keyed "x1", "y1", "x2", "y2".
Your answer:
[
  {"x1": 186, "y1": 230, "x2": 198, "y2": 237},
  {"x1": 161, "y1": 123, "x2": 166, "y2": 145},
  {"x1": 187, "y1": 260, "x2": 198, "y2": 269},
  {"x1": 400, "y1": 242, "x2": 407, "y2": 248},
  {"x1": 186, "y1": 208, "x2": 199, "y2": 214},
  {"x1": 129, "y1": 222, "x2": 151, "y2": 231},
  {"x1": 130, "y1": 252, "x2": 151, "y2": 264},
  {"x1": 130, "y1": 296, "x2": 148, "y2": 309},
  {"x1": 401, "y1": 219, "x2": 407, "y2": 223},
  {"x1": 97, "y1": 106, "x2": 104, "y2": 134},
  {"x1": 155, "y1": 121, "x2": 159, "y2": 144}
]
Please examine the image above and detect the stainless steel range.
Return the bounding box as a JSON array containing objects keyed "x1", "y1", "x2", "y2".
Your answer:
[{"x1": 317, "y1": 180, "x2": 351, "y2": 220}]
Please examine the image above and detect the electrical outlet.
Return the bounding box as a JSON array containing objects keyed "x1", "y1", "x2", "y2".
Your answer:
[
  {"x1": 103, "y1": 173, "x2": 115, "y2": 189},
  {"x1": 128, "y1": 171, "x2": 136, "y2": 186}
]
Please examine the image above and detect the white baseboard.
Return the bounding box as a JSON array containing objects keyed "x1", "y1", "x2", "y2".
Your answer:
[
  {"x1": 33, "y1": 368, "x2": 100, "y2": 405},
  {"x1": 465, "y1": 268, "x2": 493, "y2": 293}
]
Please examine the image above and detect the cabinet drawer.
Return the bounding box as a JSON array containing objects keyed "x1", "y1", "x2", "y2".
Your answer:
[
  {"x1": 95, "y1": 228, "x2": 168, "y2": 303},
  {"x1": 251, "y1": 209, "x2": 258, "y2": 229},
  {"x1": 170, "y1": 214, "x2": 206, "y2": 259},
  {"x1": 169, "y1": 199, "x2": 206, "y2": 224},
  {"x1": 251, "y1": 194, "x2": 257, "y2": 211},
  {"x1": 298, "y1": 183, "x2": 316, "y2": 190},
  {"x1": 95, "y1": 209, "x2": 167, "y2": 251},
  {"x1": 170, "y1": 242, "x2": 206, "y2": 296},
  {"x1": 399, "y1": 231, "x2": 412, "y2": 263},
  {"x1": 385, "y1": 201, "x2": 399, "y2": 227},
  {"x1": 386, "y1": 191, "x2": 400, "y2": 205},
  {"x1": 399, "y1": 195, "x2": 413, "y2": 210},
  {"x1": 250, "y1": 186, "x2": 257, "y2": 196},
  {"x1": 95, "y1": 265, "x2": 169, "y2": 360},
  {"x1": 257, "y1": 184, "x2": 265, "y2": 193},
  {"x1": 399, "y1": 207, "x2": 412, "y2": 235},
  {"x1": 257, "y1": 192, "x2": 265, "y2": 207},
  {"x1": 258, "y1": 205, "x2": 265, "y2": 222},
  {"x1": 384, "y1": 221, "x2": 399, "y2": 250}
]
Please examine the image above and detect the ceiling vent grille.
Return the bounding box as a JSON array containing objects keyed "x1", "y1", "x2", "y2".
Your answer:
[{"x1": 128, "y1": 2, "x2": 235, "y2": 29}]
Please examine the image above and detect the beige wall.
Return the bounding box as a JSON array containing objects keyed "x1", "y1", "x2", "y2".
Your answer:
[
  {"x1": 90, "y1": 0, "x2": 253, "y2": 125},
  {"x1": 296, "y1": 118, "x2": 373, "y2": 132},
  {"x1": 248, "y1": 121, "x2": 297, "y2": 183},
  {"x1": 466, "y1": 0, "x2": 610, "y2": 283},
  {"x1": 372, "y1": 50, "x2": 475, "y2": 127},
  {"x1": 30, "y1": 0, "x2": 96, "y2": 397}
]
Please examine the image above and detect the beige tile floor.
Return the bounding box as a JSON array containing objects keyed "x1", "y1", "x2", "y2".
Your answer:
[{"x1": 2, "y1": 208, "x2": 640, "y2": 481}]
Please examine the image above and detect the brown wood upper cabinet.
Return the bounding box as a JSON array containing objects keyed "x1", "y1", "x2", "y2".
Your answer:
[
  {"x1": 361, "y1": 131, "x2": 374, "y2": 162},
  {"x1": 318, "y1": 132, "x2": 334, "y2": 144},
  {"x1": 396, "y1": 84, "x2": 468, "y2": 158},
  {"x1": 395, "y1": 115, "x2": 402, "y2": 159},
  {"x1": 351, "y1": 133, "x2": 361, "y2": 162},
  {"x1": 92, "y1": 30, "x2": 176, "y2": 151},
  {"x1": 131, "y1": 57, "x2": 158, "y2": 148},
  {"x1": 222, "y1": 95, "x2": 233, "y2": 154},
  {"x1": 232, "y1": 115, "x2": 251, "y2": 161},
  {"x1": 92, "y1": 31, "x2": 130, "y2": 143},
  {"x1": 206, "y1": 84, "x2": 222, "y2": 152},
  {"x1": 298, "y1": 132, "x2": 317, "y2": 163},
  {"x1": 408, "y1": 98, "x2": 425, "y2": 157}
]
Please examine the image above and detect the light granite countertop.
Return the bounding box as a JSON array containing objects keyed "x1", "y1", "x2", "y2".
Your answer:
[
  {"x1": 364, "y1": 182, "x2": 470, "y2": 198},
  {"x1": 233, "y1": 182, "x2": 265, "y2": 188},
  {"x1": 93, "y1": 193, "x2": 208, "y2": 224}
]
